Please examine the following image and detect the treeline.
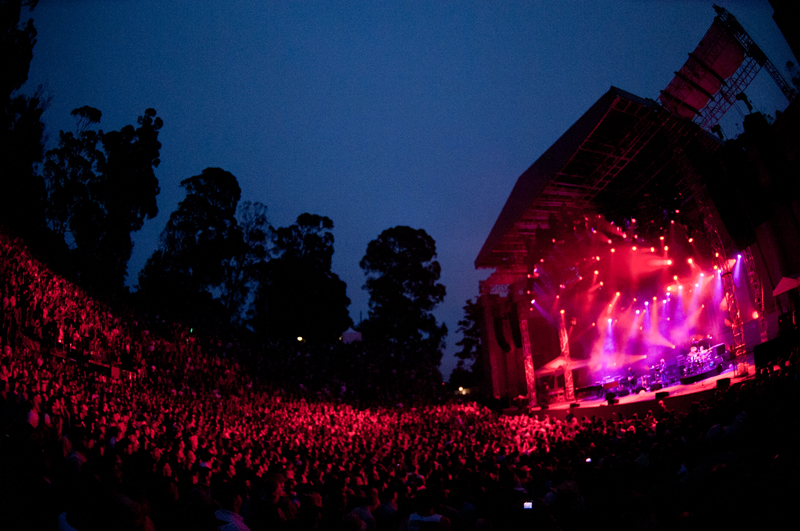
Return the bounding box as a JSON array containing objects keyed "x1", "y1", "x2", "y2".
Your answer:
[{"x1": 1, "y1": 1, "x2": 449, "y2": 375}]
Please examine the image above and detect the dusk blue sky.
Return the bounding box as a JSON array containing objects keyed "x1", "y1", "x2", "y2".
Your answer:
[{"x1": 24, "y1": 1, "x2": 795, "y2": 378}]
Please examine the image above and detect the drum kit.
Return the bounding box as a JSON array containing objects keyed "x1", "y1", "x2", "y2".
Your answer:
[{"x1": 684, "y1": 343, "x2": 715, "y2": 376}]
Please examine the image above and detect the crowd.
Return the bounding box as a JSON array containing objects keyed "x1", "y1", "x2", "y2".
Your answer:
[{"x1": 1, "y1": 230, "x2": 799, "y2": 530}]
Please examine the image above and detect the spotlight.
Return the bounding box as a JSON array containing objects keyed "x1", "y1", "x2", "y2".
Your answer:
[
  {"x1": 700, "y1": 273, "x2": 704, "y2": 277},
  {"x1": 632, "y1": 218, "x2": 636, "y2": 223},
  {"x1": 632, "y1": 246, "x2": 637, "y2": 251},
  {"x1": 715, "y1": 252, "x2": 719, "y2": 257},
  {"x1": 608, "y1": 318, "x2": 612, "y2": 323},
  {"x1": 738, "y1": 254, "x2": 742, "y2": 259},
  {"x1": 611, "y1": 248, "x2": 615, "y2": 253},
  {"x1": 645, "y1": 301, "x2": 649, "y2": 306},
  {"x1": 527, "y1": 273, "x2": 531, "y2": 278},
  {"x1": 688, "y1": 238, "x2": 694, "y2": 243},
  {"x1": 530, "y1": 299, "x2": 536, "y2": 305},
  {"x1": 678, "y1": 285, "x2": 683, "y2": 289},
  {"x1": 560, "y1": 309, "x2": 565, "y2": 314},
  {"x1": 540, "y1": 258, "x2": 545, "y2": 263},
  {"x1": 592, "y1": 323, "x2": 596, "y2": 327},
  {"x1": 688, "y1": 258, "x2": 693, "y2": 264},
  {"x1": 660, "y1": 236, "x2": 665, "y2": 240},
  {"x1": 600, "y1": 281, "x2": 604, "y2": 286},
  {"x1": 667, "y1": 260, "x2": 673, "y2": 265},
  {"x1": 653, "y1": 296, "x2": 657, "y2": 300},
  {"x1": 752, "y1": 311, "x2": 759, "y2": 319},
  {"x1": 616, "y1": 292, "x2": 621, "y2": 296},
  {"x1": 664, "y1": 246, "x2": 669, "y2": 251},
  {"x1": 662, "y1": 300, "x2": 666, "y2": 304},
  {"x1": 297, "y1": 336, "x2": 303, "y2": 342},
  {"x1": 636, "y1": 310, "x2": 640, "y2": 315},
  {"x1": 674, "y1": 275, "x2": 678, "y2": 280},
  {"x1": 651, "y1": 247, "x2": 655, "y2": 252},
  {"x1": 594, "y1": 270, "x2": 599, "y2": 275},
  {"x1": 608, "y1": 239, "x2": 612, "y2": 244},
  {"x1": 596, "y1": 256, "x2": 601, "y2": 261},
  {"x1": 667, "y1": 286, "x2": 672, "y2": 291},
  {"x1": 695, "y1": 283, "x2": 699, "y2": 287}
]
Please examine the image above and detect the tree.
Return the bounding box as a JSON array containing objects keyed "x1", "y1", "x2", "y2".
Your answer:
[
  {"x1": 220, "y1": 201, "x2": 270, "y2": 326},
  {"x1": 0, "y1": 0, "x2": 48, "y2": 240},
  {"x1": 449, "y1": 297, "x2": 484, "y2": 389},
  {"x1": 137, "y1": 167, "x2": 241, "y2": 327},
  {"x1": 359, "y1": 226, "x2": 446, "y2": 367},
  {"x1": 254, "y1": 213, "x2": 352, "y2": 342},
  {"x1": 42, "y1": 106, "x2": 163, "y2": 298}
]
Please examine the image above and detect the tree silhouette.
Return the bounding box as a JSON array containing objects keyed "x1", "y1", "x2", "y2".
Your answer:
[
  {"x1": 359, "y1": 226, "x2": 446, "y2": 368},
  {"x1": 0, "y1": 0, "x2": 48, "y2": 242},
  {"x1": 42, "y1": 107, "x2": 162, "y2": 298},
  {"x1": 254, "y1": 213, "x2": 352, "y2": 342},
  {"x1": 220, "y1": 201, "x2": 270, "y2": 326},
  {"x1": 137, "y1": 167, "x2": 241, "y2": 328},
  {"x1": 450, "y1": 297, "x2": 484, "y2": 389}
]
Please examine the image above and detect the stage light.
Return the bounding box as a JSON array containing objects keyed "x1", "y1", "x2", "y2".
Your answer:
[
  {"x1": 671, "y1": 220, "x2": 675, "y2": 225},
  {"x1": 667, "y1": 260, "x2": 673, "y2": 265},
  {"x1": 600, "y1": 281, "x2": 604, "y2": 286},
  {"x1": 540, "y1": 258, "x2": 545, "y2": 263},
  {"x1": 297, "y1": 336, "x2": 303, "y2": 342},
  {"x1": 688, "y1": 258, "x2": 693, "y2": 264},
  {"x1": 608, "y1": 239, "x2": 612, "y2": 244},
  {"x1": 616, "y1": 292, "x2": 621, "y2": 296},
  {"x1": 527, "y1": 273, "x2": 531, "y2": 278},
  {"x1": 596, "y1": 256, "x2": 601, "y2": 261},
  {"x1": 608, "y1": 318, "x2": 612, "y2": 323},
  {"x1": 594, "y1": 270, "x2": 599, "y2": 275},
  {"x1": 592, "y1": 323, "x2": 596, "y2": 326},
  {"x1": 695, "y1": 283, "x2": 699, "y2": 287},
  {"x1": 667, "y1": 286, "x2": 672, "y2": 291},
  {"x1": 645, "y1": 301, "x2": 649, "y2": 306},
  {"x1": 632, "y1": 218, "x2": 636, "y2": 223},
  {"x1": 700, "y1": 273, "x2": 704, "y2": 276},
  {"x1": 675, "y1": 210, "x2": 680, "y2": 214},
  {"x1": 560, "y1": 309, "x2": 565, "y2": 314},
  {"x1": 632, "y1": 246, "x2": 637, "y2": 251},
  {"x1": 678, "y1": 285, "x2": 683, "y2": 289},
  {"x1": 611, "y1": 248, "x2": 615, "y2": 253},
  {"x1": 713, "y1": 265, "x2": 718, "y2": 270},
  {"x1": 556, "y1": 295, "x2": 560, "y2": 299},
  {"x1": 660, "y1": 236, "x2": 665, "y2": 240},
  {"x1": 622, "y1": 233, "x2": 627, "y2": 238},
  {"x1": 636, "y1": 310, "x2": 640, "y2": 315},
  {"x1": 653, "y1": 296, "x2": 657, "y2": 300},
  {"x1": 662, "y1": 300, "x2": 666, "y2": 304},
  {"x1": 552, "y1": 239, "x2": 556, "y2": 243},
  {"x1": 752, "y1": 311, "x2": 759, "y2": 319},
  {"x1": 715, "y1": 252, "x2": 719, "y2": 257},
  {"x1": 651, "y1": 247, "x2": 655, "y2": 252},
  {"x1": 531, "y1": 299, "x2": 536, "y2": 305},
  {"x1": 664, "y1": 246, "x2": 669, "y2": 251},
  {"x1": 674, "y1": 275, "x2": 678, "y2": 280},
  {"x1": 579, "y1": 276, "x2": 583, "y2": 281},
  {"x1": 688, "y1": 238, "x2": 694, "y2": 243}
]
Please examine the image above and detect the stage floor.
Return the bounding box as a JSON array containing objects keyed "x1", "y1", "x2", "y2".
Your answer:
[{"x1": 529, "y1": 361, "x2": 755, "y2": 419}]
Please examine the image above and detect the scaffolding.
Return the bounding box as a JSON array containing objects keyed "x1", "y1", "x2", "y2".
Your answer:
[{"x1": 744, "y1": 246, "x2": 769, "y2": 344}]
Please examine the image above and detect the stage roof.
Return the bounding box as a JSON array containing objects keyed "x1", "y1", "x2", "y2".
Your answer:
[{"x1": 476, "y1": 86, "x2": 719, "y2": 272}]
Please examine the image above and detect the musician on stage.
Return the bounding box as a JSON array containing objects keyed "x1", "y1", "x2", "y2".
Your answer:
[
  {"x1": 626, "y1": 367, "x2": 636, "y2": 390},
  {"x1": 659, "y1": 358, "x2": 668, "y2": 385}
]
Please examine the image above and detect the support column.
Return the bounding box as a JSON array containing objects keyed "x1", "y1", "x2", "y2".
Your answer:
[
  {"x1": 518, "y1": 318, "x2": 537, "y2": 406},
  {"x1": 558, "y1": 312, "x2": 575, "y2": 401}
]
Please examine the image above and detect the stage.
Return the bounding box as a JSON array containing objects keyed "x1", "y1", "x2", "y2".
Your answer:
[{"x1": 525, "y1": 359, "x2": 755, "y2": 421}]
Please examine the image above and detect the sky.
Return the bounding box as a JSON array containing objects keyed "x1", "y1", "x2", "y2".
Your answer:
[{"x1": 23, "y1": 0, "x2": 795, "y2": 379}]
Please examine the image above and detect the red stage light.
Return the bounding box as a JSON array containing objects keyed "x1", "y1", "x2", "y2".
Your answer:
[
  {"x1": 632, "y1": 246, "x2": 637, "y2": 251},
  {"x1": 667, "y1": 260, "x2": 673, "y2": 265},
  {"x1": 688, "y1": 238, "x2": 694, "y2": 243},
  {"x1": 594, "y1": 270, "x2": 599, "y2": 275},
  {"x1": 616, "y1": 291, "x2": 621, "y2": 296},
  {"x1": 527, "y1": 273, "x2": 531, "y2": 278},
  {"x1": 660, "y1": 236, "x2": 665, "y2": 240},
  {"x1": 600, "y1": 281, "x2": 604, "y2": 286},
  {"x1": 671, "y1": 220, "x2": 675, "y2": 224},
  {"x1": 675, "y1": 210, "x2": 680, "y2": 214},
  {"x1": 752, "y1": 311, "x2": 759, "y2": 319},
  {"x1": 596, "y1": 256, "x2": 601, "y2": 261},
  {"x1": 531, "y1": 299, "x2": 535, "y2": 305},
  {"x1": 664, "y1": 246, "x2": 669, "y2": 251},
  {"x1": 560, "y1": 309, "x2": 565, "y2": 314},
  {"x1": 688, "y1": 258, "x2": 693, "y2": 264},
  {"x1": 607, "y1": 239, "x2": 612, "y2": 244},
  {"x1": 611, "y1": 248, "x2": 615, "y2": 253},
  {"x1": 651, "y1": 247, "x2": 655, "y2": 252},
  {"x1": 631, "y1": 218, "x2": 636, "y2": 223}
]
